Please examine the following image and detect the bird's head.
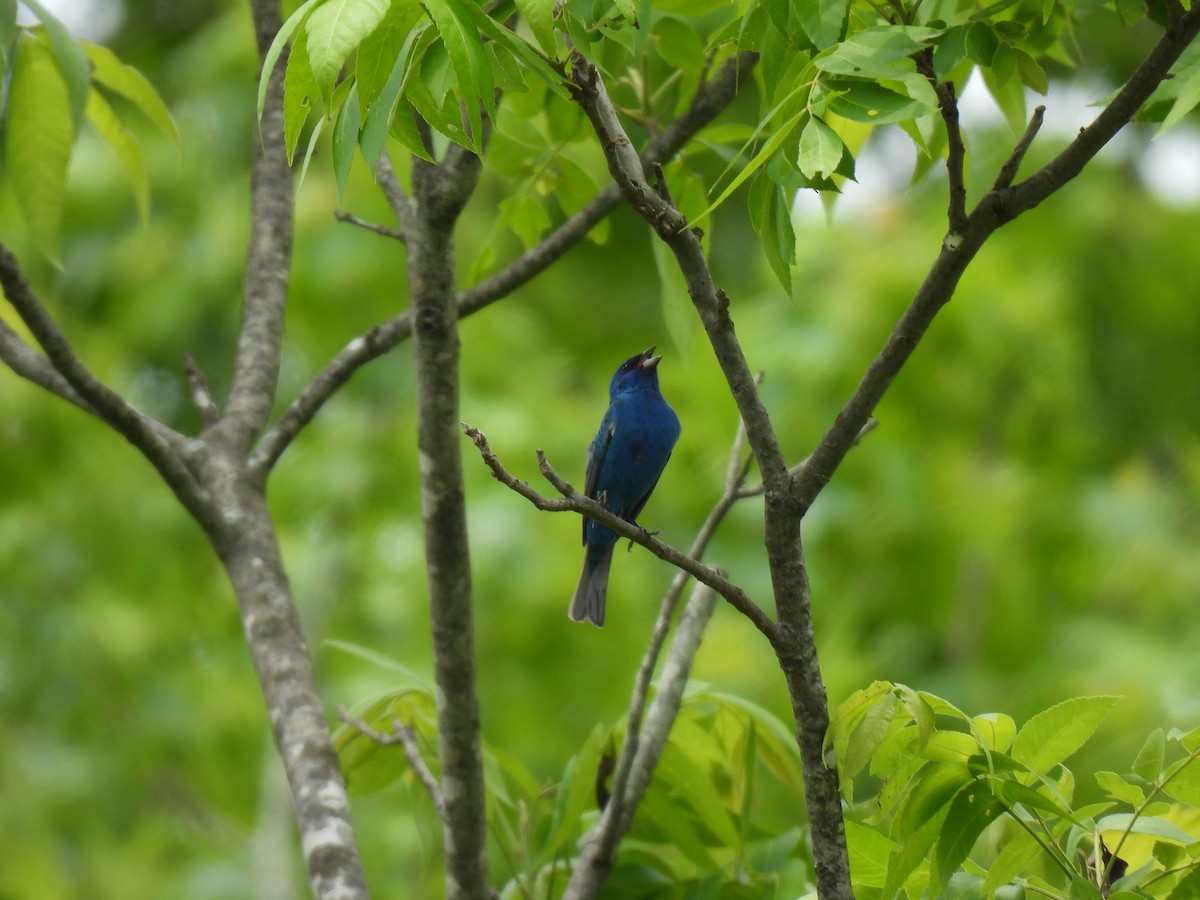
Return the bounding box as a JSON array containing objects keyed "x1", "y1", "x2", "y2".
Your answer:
[{"x1": 609, "y1": 346, "x2": 663, "y2": 397}]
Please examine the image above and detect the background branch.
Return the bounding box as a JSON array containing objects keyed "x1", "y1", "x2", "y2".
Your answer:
[
  {"x1": 409, "y1": 148, "x2": 491, "y2": 899},
  {"x1": 567, "y1": 54, "x2": 854, "y2": 899}
]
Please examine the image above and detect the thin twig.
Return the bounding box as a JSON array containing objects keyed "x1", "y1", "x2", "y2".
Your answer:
[
  {"x1": 184, "y1": 353, "x2": 220, "y2": 427},
  {"x1": 916, "y1": 50, "x2": 967, "y2": 234},
  {"x1": 993, "y1": 105, "x2": 1046, "y2": 190},
  {"x1": 0, "y1": 316, "x2": 92, "y2": 412},
  {"x1": 0, "y1": 243, "x2": 209, "y2": 520},
  {"x1": 334, "y1": 209, "x2": 406, "y2": 242},
  {"x1": 337, "y1": 707, "x2": 446, "y2": 823}
]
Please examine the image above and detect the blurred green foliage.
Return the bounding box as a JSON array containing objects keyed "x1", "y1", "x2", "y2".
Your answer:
[{"x1": 1, "y1": 0, "x2": 1199, "y2": 896}]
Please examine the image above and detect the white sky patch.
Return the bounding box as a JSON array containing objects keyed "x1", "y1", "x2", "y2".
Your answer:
[
  {"x1": 795, "y1": 69, "x2": 1200, "y2": 219},
  {"x1": 17, "y1": 0, "x2": 123, "y2": 43}
]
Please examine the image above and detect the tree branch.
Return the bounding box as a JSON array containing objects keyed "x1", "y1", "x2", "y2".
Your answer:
[
  {"x1": 334, "y1": 209, "x2": 406, "y2": 242},
  {"x1": 0, "y1": 314, "x2": 92, "y2": 412},
  {"x1": 249, "y1": 52, "x2": 760, "y2": 476},
  {"x1": 917, "y1": 50, "x2": 967, "y2": 234},
  {"x1": 567, "y1": 54, "x2": 854, "y2": 898},
  {"x1": 462, "y1": 422, "x2": 778, "y2": 641},
  {"x1": 792, "y1": 6, "x2": 1200, "y2": 516},
  {"x1": 568, "y1": 53, "x2": 789, "y2": 493},
  {"x1": 208, "y1": 0, "x2": 295, "y2": 460},
  {"x1": 993, "y1": 105, "x2": 1046, "y2": 191},
  {"x1": 0, "y1": 243, "x2": 210, "y2": 522},
  {"x1": 565, "y1": 405, "x2": 757, "y2": 898},
  {"x1": 409, "y1": 148, "x2": 491, "y2": 899}
]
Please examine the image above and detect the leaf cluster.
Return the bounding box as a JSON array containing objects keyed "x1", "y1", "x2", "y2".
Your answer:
[
  {"x1": 829, "y1": 682, "x2": 1200, "y2": 898},
  {"x1": 0, "y1": 1, "x2": 177, "y2": 261}
]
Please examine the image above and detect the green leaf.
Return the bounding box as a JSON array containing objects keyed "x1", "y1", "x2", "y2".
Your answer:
[
  {"x1": 85, "y1": 87, "x2": 149, "y2": 221},
  {"x1": 841, "y1": 684, "x2": 899, "y2": 778},
  {"x1": 0, "y1": 0, "x2": 15, "y2": 66},
  {"x1": 1096, "y1": 771, "x2": 1146, "y2": 807},
  {"x1": 1133, "y1": 729, "x2": 1166, "y2": 782},
  {"x1": 306, "y1": 0, "x2": 391, "y2": 104},
  {"x1": 501, "y1": 192, "x2": 551, "y2": 248},
  {"x1": 697, "y1": 106, "x2": 805, "y2": 222},
  {"x1": 1159, "y1": 62, "x2": 1200, "y2": 133},
  {"x1": 707, "y1": 692, "x2": 804, "y2": 790},
  {"x1": 981, "y1": 829, "x2": 1043, "y2": 895},
  {"x1": 965, "y1": 21, "x2": 998, "y2": 66},
  {"x1": 654, "y1": 16, "x2": 705, "y2": 73},
  {"x1": 813, "y1": 25, "x2": 939, "y2": 78},
  {"x1": 1069, "y1": 876, "x2": 1105, "y2": 900},
  {"x1": 883, "y1": 800, "x2": 952, "y2": 898},
  {"x1": 826, "y1": 80, "x2": 935, "y2": 124},
  {"x1": 355, "y1": 0, "x2": 418, "y2": 117},
  {"x1": 747, "y1": 170, "x2": 795, "y2": 297},
  {"x1": 259, "y1": 0, "x2": 323, "y2": 119},
  {"x1": 797, "y1": 0, "x2": 849, "y2": 50},
  {"x1": 1096, "y1": 814, "x2": 1197, "y2": 844},
  {"x1": 1012, "y1": 696, "x2": 1120, "y2": 775},
  {"x1": 358, "y1": 14, "x2": 431, "y2": 169},
  {"x1": 84, "y1": 43, "x2": 180, "y2": 147},
  {"x1": 1167, "y1": 868, "x2": 1200, "y2": 900},
  {"x1": 934, "y1": 781, "x2": 1005, "y2": 889},
  {"x1": 538, "y1": 725, "x2": 606, "y2": 864},
  {"x1": 923, "y1": 731, "x2": 980, "y2": 763},
  {"x1": 798, "y1": 116, "x2": 843, "y2": 180},
  {"x1": 332, "y1": 83, "x2": 360, "y2": 201},
  {"x1": 422, "y1": 0, "x2": 493, "y2": 152},
  {"x1": 324, "y1": 639, "x2": 431, "y2": 687},
  {"x1": 845, "y1": 820, "x2": 898, "y2": 888},
  {"x1": 894, "y1": 762, "x2": 972, "y2": 838},
  {"x1": 515, "y1": 0, "x2": 555, "y2": 57},
  {"x1": 6, "y1": 32, "x2": 74, "y2": 262},
  {"x1": 21, "y1": 0, "x2": 89, "y2": 127},
  {"x1": 285, "y1": 27, "x2": 317, "y2": 162},
  {"x1": 1161, "y1": 755, "x2": 1200, "y2": 805},
  {"x1": 982, "y1": 44, "x2": 1027, "y2": 133},
  {"x1": 973, "y1": 713, "x2": 1017, "y2": 752},
  {"x1": 450, "y1": 0, "x2": 568, "y2": 98},
  {"x1": 389, "y1": 98, "x2": 436, "y2": 161}
]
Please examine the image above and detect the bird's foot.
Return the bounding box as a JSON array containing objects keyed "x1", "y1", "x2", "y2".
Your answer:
[{"x1": 626, "y1": 525, "x2": 658, "y2": 551}]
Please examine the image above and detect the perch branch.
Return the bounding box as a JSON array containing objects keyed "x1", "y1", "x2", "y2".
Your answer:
[
  {"x1": 0, "y1": 315, "x2": 92, "y2": 412},
  {"x1": 993, "y1": 106, "x2": 1046, "y2": 190},
  {"x1": 567, "y1": 402, "x2": 757, "y2": 897},
  {"x1": 462, "y1": 422, "x2": 778, "y2": 642}
]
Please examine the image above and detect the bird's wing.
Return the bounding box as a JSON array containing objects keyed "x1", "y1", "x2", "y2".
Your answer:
[
  {"x1": 583, "y1": 415, "x2": 617, "y2": 544},
  {"x1": 625, "y1": 451, "x2": 672, "y2": 523}
]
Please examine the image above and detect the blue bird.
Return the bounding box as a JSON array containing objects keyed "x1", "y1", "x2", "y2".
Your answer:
[{"x1": 570, "y1": 347, "x2": 681, "y2": 626}]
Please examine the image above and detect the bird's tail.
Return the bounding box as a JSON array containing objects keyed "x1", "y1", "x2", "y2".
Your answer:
[{"x1": 569, "y1": 548, "x2": 613, "y2": 627}]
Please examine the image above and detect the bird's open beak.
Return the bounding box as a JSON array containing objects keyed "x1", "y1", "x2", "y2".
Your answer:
[{"x1": 641, "y1": 346, "x2": 662, "y2": 370}]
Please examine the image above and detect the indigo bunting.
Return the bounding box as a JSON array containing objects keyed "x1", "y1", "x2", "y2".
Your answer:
[{"x1": 569, "y1": 347, "x2": 681, "y2": 626}]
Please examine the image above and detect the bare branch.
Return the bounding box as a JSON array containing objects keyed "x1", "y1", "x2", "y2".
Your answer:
[
  {"x1": 568, "y1": 53, "x2": 790, "y2": 494},
  {"x1": 563, "y1": 584, "x2": 720, "y2": 900},
  {"x1": 916, "y1": 50, "x2": 967, "y2": 234},
  {"x1": 738, "y1": 416, "x2": 878, "y2": 500},
  {"x1": 0, "y1": 315, "x2": 92, "y2": 412},
  {"x1": 184, "y1": 353, "x2": 220, "y2": 427},
  {"x1": 409, "y1": 148, "x2": 491, "y2": 899},
  {"x1": 793, "y1": 6, "x2": 1200, "y2": 516},
  {"x1": 462, "y1": 422, "x2": 779, "y2": 641},
  {"x1": 993, "y1": 105, "x2": 1046, "y2": 191},
  {"x1": 334, "y1": 209, "x2": 406, "y2": 242},
  {"x1": 208, "y1": 0, "x2": 295, "y2": 458},
  {"x1": 0, "y1": 243, "x2": 209, "y2": 519},
  {"x1": 338, "y1": 708, "x2": 446, "y2": 822}
]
